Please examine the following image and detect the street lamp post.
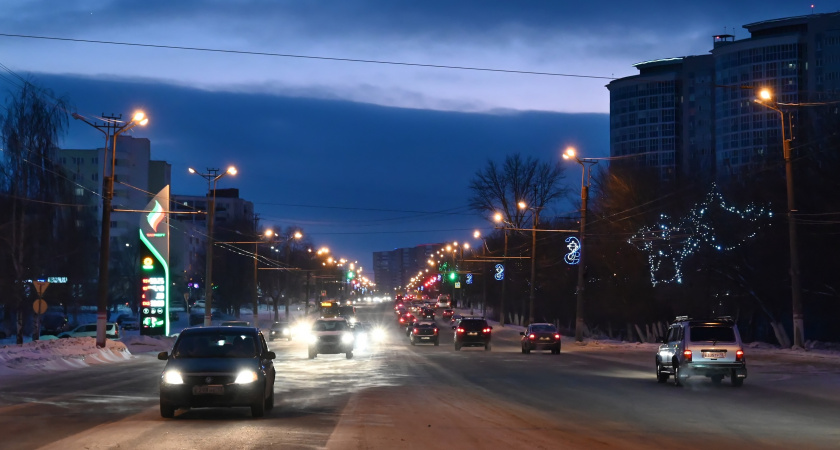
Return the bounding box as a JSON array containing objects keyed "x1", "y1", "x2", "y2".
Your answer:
[
  {"x1": 493, "y1": 212, "x2": 510, "y2": 326},
  {"x1": 189, "y1": 166, "x2": 237, "y2": 327},
  {"x1": 518, "y1": 200, "x2": 541, "y2": 326},
  {"x1": 73, "y1": 111, "x2": 148, "y2": 348},
  {"x1": 563, "y1": 147, "x2": 598, "y2": 342},
  {"x1": 754, "y1": 89, "x2": 804, "y2": 348}
]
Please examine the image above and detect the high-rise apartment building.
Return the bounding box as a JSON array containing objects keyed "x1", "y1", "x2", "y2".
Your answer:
[
  {"x1": 608, "y1": 12, "x2": 840, "y2": 182},
  {"x1": 373, "y1": 244, "x2": 440, "y2": 295}
]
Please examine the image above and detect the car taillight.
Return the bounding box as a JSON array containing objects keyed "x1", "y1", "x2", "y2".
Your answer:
[
  {"x1": 456, "y1": 327, "x2": 465, "y2": 334},
  {"x1": 683, "y1": 349, "x2": 692, "y2": 362},
  {"x1": 413, "y1": 328, "x2": 419, "y2": 334},
  {"x1": 434, "y1": 328, "x2": 438, "y2": 335},
  {"x1": 554, "y1": 334, "x2": 561, "y2": 340},
  {"x1": 528, "y1": 333, "x2": 536, "y2": 340},
  {"x1": 736, "y1": 349, "x2": 744, "y2": 362},
  {"x1": 482, "y1": 328, "x2": 491, "y2": 334},
  {"x1": 399, "y1": 317, "x2": 405, "y2": 323}
]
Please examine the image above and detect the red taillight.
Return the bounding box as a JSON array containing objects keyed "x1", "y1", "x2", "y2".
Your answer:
[
  {"x1": 434, "y1": 328, "x2": 439, "y2": 335},
  {"x1": 683, "y1": 349, "x2": 692, "y2": 362},
  {"x1": 413, "y1": 328, "x2": 419, "y2": 334},
  {"x1": 399, "y1": 317, "x2": 405, "y2": 323},
  {"x1": 482, "y1": 327, "x2": 491, "y2": 334},
  {"x1": 736, "y1": 349, "x2": 744, "y2": 362},
  {"x1": 554, "y1": 334, "x2": 561, "y2": 340},
  {"x1": 456, "y1": 327, "x2": 465, "y2": 334},
  {"x1": 528, "y1": 333, "x2": 536, "y2": 340}
]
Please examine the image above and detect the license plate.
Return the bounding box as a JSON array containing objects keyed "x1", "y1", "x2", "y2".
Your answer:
[
  {"x1": 468, "y1": 332, "x2": 478, "y2": 336},
  {"x1": 539, "y1": 337, "x2": 550, "y2": 341},
  {"x1": 702, "y1": 352, "x2": 725, "y2": 359},
  {"x1": 192, "y1": 385, "x2": 224, "y2": 395},
  {"x1": 421, "y1": 337, "x2": 430, "y2": 340}
]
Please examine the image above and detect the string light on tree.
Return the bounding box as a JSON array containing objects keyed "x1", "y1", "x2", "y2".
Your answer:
[{"x1": 629, "y1": 184, "x2": 773, "y2": 286}]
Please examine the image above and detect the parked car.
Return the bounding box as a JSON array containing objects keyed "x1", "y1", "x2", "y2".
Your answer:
[
  {"x1": 192, "y1": 299, "x2": 206, "y2": 309},
  {"x1": 453, "y1": 317, "x2": 491, "y2": 351},
  {"x1": 656, "y1": 316, "x2": 747, "y2": 387},
  {"x1": 58, "y1": 322, "x2": 120, "y2": 340},
  {"x1": 40, "y1": 312, "x2": 70, "y2": 336},
  {"x1": 157, "y1": 326, "x2": 276, "y2": 418},
  {"x1": 116, "y1": 314, "x2": 140, "y2": 331},
  {"x1": 520, "y1": 323, "x2": 561, "y2": 354},
  {"x1": 308, "y1": 317, "x2": 354, "y2": 359}
]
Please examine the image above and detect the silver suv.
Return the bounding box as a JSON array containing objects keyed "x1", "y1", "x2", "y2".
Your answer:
[{"x1": 656, "y1": 316, "x2": 747, "y2": 387}]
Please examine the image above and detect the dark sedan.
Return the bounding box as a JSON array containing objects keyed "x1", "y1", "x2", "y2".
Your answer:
[
  {"x1": 158, "y1": 326, "x2": 276, "y2": 418},
  {"x1": 520, "y1": 323, "x2": 562, "y2": 354},
  {"x1": 409, "y1": 321, "x2": 439, "y2": 346},
  {"x1": 268, "y1": 320, "x2": 292, "y2": 341}
]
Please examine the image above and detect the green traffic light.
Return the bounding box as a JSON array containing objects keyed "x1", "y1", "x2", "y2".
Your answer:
[{"x1": 449, "y1": 272, "x2": 456, "y2": 281}]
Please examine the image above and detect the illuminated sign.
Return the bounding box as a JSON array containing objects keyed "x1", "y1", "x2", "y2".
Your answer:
[
  {"x1": 139, "y1": 186, "x2": 170, "y2": 336},
  {"x1": 466, "y1": 273, "x2": 473, "y2": 285}
]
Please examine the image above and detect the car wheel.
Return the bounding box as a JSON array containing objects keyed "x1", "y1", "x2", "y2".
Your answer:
[
  {"x1": 251, "y1": 391, "x2": 266, "y2": 418},
  {"x1": 731, "y1": 371, "x2": 744, "y2": 387},
  {"x1": 346, "y1": 351, "x2": 354, "y2": 359},
  {"x1": 711, "y1": 375, "x2": 724, "y2": 384},
  {"x1": 265, "y1": 391, "x2": 275, "y2": 411},
  {"x1": 308, "y1": 348, "x2": 316, "y2": 359},
  {"x1": 434, "y1": 339, "x2": 439, "y2": 346},
  {"x1": 556, "y1": 344, "x2": 561, "y2": 354},
  {"x1": 521, "y1": 346, "x2": 526, "y2": 354},
  {"x1": 673, "y1": 362, "x2": 682, "y2": 387},
  {"x1": 410, "y1": 338, "x2": 415, "y2": 346},
  {"x1": 455, "y1": 343, "x2": 461, "y2": 351},
  {"x1": 485, "y1": 343, "x2": 491, "y2": 351},
  {"x1": 656, "y1": 362, "x2": 669, "y2": 383},
  {"x1": 160, "y1": 402, "x2": 175, "y2": 418}
]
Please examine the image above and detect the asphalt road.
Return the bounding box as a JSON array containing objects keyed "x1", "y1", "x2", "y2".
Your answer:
[{"x1": 0, "y1": 304, "x2": 837, "y2": 449}]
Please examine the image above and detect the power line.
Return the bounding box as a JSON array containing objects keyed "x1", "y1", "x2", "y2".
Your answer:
[{"x1": 0, "y1": 33, "x2": 617, "y2": 81}]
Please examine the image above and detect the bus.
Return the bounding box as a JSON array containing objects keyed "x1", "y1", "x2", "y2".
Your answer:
[{"x1": 319, "y1": 300, "x2": 340, "y2": 318}]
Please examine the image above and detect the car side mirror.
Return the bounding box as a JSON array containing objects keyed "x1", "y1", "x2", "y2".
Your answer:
[
  {"x1": 451, "y1": 325, "x2": 456, "y2": 329},
  {"x1": 489, "y1": 326, "x2": 493, "y2": 330},
  {"x1": 157, "y1": 351, "x2": 169, "y2": 360},
  {"x1": 519, "y1": 332, "x2": 525, "y2": 336},
  {"x1": 264, "y1": 351, "x2": 277, "y2": 360}
]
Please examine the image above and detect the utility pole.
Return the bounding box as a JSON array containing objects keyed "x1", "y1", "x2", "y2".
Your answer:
[
  {"x1": 253, "y1": 213, "x2": 260, "y2": 325},
  {"x1": 500, "y1": 229, "x2": 508, "y2": 326},
  {"x1": 528, "y1": 206, "x2": 540, "y2": 325},
  {"x1": 73, "y1": 112, "x2": 148, "y2": 347}
]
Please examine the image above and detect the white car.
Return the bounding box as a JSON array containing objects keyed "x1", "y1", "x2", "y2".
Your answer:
[
  {"x1": 58, "y1": 323, "x2": 120, "y2": 340},
  {"x1": 656, "y1": 316, "x2": 747, "y2": 386},
  {"x1": 192, "y1": 300, "x2": 206, "y2": 309},
  {"x1": 308, "y1": 317, "x2": 354, "y2": 359}
]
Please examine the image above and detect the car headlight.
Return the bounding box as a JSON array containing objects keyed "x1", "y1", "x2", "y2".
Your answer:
[
  {"x1": 234, "y1": 370, "x2": 258, "y2": 384},
  {"x1": 282, "y1": 328, "x2": 290, "y2": 335},
  {"x1": 162, "y1": 370, "x2": 184, "y2": 384},
  {"x1": 307, "y1": 333, "x2": 318, "y2": 344},
  {"x1": 372, "y1": 327, "x2": 386, "y2": 342},
  {"x1": 341, "y1": 333, "x2": 355, "y2": 344}
]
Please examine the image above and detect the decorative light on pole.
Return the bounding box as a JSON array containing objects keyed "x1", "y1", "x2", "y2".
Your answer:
[
  {"x1": 563, "y1": 146, "x2": 598, "y2": 343},
  {"x1": 73, "y1": 111, "x2": 148, "y2": 348},
  {"x1": 754, "y1": 88, "x2": 804, "y2": 348},
  {"x1": 189, "y1": 165, "x2": 237, "y2": 327}
]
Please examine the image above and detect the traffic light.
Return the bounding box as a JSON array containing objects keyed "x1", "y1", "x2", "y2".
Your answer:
[
  {"x1": 448, "y1": 272, "x2": 457, "y2": 281},
  {"x1": 347, "y1": 270, "x2": 355, "y2": 280}
]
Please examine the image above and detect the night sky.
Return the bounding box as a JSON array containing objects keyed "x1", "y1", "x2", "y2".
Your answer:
[{"x1": 0, "y1": 1, "x2": 822, "y2": 276}]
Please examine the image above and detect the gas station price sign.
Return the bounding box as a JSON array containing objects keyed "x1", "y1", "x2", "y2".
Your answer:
[{"x1": 140, "y1": 256, "x2": 168, "y2": 335}]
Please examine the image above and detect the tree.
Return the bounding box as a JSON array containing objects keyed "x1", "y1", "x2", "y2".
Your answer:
[
  {"x1": 0, "y1": 80, "x2": 70, "y2": 343},
  {"x1": 468, "y1": 153, "x2": 567, "y2": 229}
]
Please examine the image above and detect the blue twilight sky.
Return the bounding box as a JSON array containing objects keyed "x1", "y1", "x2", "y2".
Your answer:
[{"x1": 0, "y1": 1, "x2": 824, "y2": 278}]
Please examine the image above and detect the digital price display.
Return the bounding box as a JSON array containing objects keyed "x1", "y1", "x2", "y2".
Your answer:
[{"x1": 140, "y1": 260, "x2": 168, "y2": 336}]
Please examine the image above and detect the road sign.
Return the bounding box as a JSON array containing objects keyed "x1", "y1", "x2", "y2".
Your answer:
[
  {"x1": 455, "y1": 282, "x2": 461, "y2": 289},
  {"x1": 33, "y1": 299, "x2": 47, "y2": 315},
  {"x1": 33, "y1": 281, "x2": 49, "y2": 298}
]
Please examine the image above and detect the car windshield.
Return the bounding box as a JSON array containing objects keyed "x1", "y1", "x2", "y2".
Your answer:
[
  {"x1": 314, "y1": 320, "x2": 347, "y2": 332},
  {"x1": 174, "y1": 331, "x2": 258, "y2": 358},
  {"x1": 690, "y1": 325, "x2": 736, "y2": 342},
  {"x1": 531, "y1": 325, "x2": 557, "y2": 333}
]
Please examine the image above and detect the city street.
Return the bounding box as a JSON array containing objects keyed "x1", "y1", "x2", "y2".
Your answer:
[{"x1": 0, "y1": 305, "x2": 838, "y2": 450}]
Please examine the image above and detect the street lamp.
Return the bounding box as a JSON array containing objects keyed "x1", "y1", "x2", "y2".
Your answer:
[
  {"x1": 189, "y1": 165, "x2": 237, "y2": 327},
  {"x1": 493, "y1": 212, "x2": 510, "y2": 326},
  {"x1": 73, "y1": 111, "x2": 148, "y2": 348},
  {"x1": 518, "y1": 200, "x2": 541, "y2": 326},
  {"x1": 563, "y1": 146, "x2": 598, "y2": 342},
  {"x1": 754, "y1": 88, "x2": 804, "y2": 348}
]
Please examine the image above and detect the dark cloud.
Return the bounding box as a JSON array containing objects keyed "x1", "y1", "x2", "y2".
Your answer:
[{"x1": 18, "y1": 72, "x2": 607, "y2": 271}]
